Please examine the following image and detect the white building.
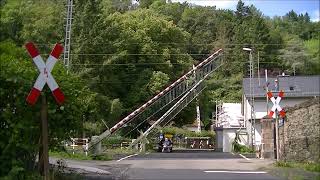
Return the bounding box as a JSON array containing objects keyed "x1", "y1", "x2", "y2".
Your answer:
[
  {"x1": 214, "y1": 103, "x2": 247, "y2": 152},
  {"x1": 242, "y1": 75, "x2": 320, "y2": 147}
]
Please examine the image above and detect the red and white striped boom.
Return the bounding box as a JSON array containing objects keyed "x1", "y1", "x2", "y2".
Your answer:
[
  {"x1": 89, "y1": 49, "x2": 223, "y2": 148},
  {"x1": 109, "y1": 49, "x2": 223, "y2": 133}
]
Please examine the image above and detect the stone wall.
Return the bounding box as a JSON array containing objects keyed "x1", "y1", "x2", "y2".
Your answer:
[{"x1": 279, "y1": 98, "x2": 320, "y2": 163}]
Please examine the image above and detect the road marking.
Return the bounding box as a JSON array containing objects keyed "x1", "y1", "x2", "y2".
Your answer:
[
  {"x1": 204, "y1": 171, "x2": 267, "y2": 174},
  {"x1": 117, "y1": 153, "x2": 138, "y2": 162},
  {"x1": 239, "y1": 153, "x2": 250, "y2": 160}
]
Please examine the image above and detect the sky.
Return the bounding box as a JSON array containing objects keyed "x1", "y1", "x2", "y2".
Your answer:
[{"x1": 171, "y1": 0, "x2": 320, "y2": 22}]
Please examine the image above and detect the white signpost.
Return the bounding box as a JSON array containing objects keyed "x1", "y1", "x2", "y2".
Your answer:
[{"x1": 267, "y1": 90, "x2": 285, "y2": 161}]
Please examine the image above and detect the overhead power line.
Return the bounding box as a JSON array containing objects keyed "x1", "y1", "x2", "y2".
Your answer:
[
  {"x1": 33, "y1": 43, "x2": 285, "y2": 46},
  {"x1": 71, "y1": 61, "x2": 284, "y2": 66},
  {"x1": 59, "y1": 53, "x2": 307, "y2": 57}
]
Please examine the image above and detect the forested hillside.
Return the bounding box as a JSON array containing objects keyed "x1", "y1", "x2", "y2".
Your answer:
[{"x1": 0, "y1": 0, "x2": 319, "y2": 178}]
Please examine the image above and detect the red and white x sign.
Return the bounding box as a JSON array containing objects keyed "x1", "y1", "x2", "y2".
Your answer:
[
  {"x1": 25, "y1": 42, "x2": 65, "y2": 105},
  {"x1": 267, "y1": 91, "x2": 285, "y2": 118}
]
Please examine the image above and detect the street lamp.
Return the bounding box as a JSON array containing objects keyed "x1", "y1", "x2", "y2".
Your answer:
[
  {"x1": 243, "y1": 47, "x2": 252, "y2": 51},
  {"x1": 243, "y1": 47, "x2": 255, "y2": 149}
]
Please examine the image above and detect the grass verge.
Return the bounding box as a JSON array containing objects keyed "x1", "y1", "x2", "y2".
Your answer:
[
  {"x1": 50, "y1": 151, "x2": 93, "y2": 160},
  {"x1": 260, "y1": 161, "x2": 320, "y2": 180},
  {"x1": 275, "y1": 161, "x2": 320, "y2": 173},
  {"x1": 50, "y1": 148, "x2": 138, "y2": 161}
]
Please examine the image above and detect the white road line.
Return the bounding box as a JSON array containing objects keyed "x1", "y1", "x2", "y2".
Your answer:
[
  {"x1": 239, "y1": 153, "x2": 250, "y2": 161},
  {"x1": 204, "y1": 170, "x2": 266, "y2": 174},
  {"x1": 117, "y1": 153, "x2": 138, "y2": 162}
]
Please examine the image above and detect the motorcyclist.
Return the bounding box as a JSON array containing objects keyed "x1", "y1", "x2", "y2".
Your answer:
[{"x1": 162, "y1": 138, "x2": 172, "y2": 152}]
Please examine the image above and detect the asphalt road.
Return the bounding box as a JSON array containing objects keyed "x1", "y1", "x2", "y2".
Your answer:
[
  {"x1": 50, "y1": 150, "x2": 280, "y2": 179},
  {"x1": 116, "y1": 150, "x2": 280, "y2": 180}
]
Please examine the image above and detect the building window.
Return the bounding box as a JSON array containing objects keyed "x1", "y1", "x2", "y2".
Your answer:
[{"x1": 289, "y1": 86, "x2": 294, "y2": 91}]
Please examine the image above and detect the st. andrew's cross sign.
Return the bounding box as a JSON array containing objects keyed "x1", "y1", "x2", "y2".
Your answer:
[
  {"x1": 267, "y1": 91, "x2": 286, "y2": 118},
  {"x1": 25, "y1": 42, "x2": 65, "y2": 105}
]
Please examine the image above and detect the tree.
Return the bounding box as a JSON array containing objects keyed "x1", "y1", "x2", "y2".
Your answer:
[
  {"x1": 71, "y1": 8, "x2": 193, "y2": 134},
  {"x1": 303, "y1": 38, "x2": 320, "y2": 74},
  {"x1": 72, "y1": 0, "x2": 106, "y2": 67},
  {"x1": 82, "y1": 9, "x2": 192, "y2": 106},
  {"x1": 279, "y1": 35, "x2": 308, "y2": 75},
  {"x1": 100, "y1": 0, "x2": 132, "y2": 15},
  {"x1": 178, "y1": 5, "x2": 218, "y2": 60},
  {"x1": 235, "y1": 0, "x2": 249, "y2": 22},
  {"x1": 272, "y1": 10, "x2": 317, "y2": 40},
  {"x1": 286, "y1": 10, "x2": 298, "y2": 22},
  {"x1": 147, "y1": 71, "x2": 170, "y2": 94},
  {"x1": 138, "y1": 0, "x2": 158, "y2": 8},
  {"x1": 0, "y1": 0, "x2": 65, "y2": 49},
  {"x1": 150, "y1": 0, "x2": 188, "y2": 24},
  {"x1": 0, "y1": 0, "x2": 27, "y2": 43}
]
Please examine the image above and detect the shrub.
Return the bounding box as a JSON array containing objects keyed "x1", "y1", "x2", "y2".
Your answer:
[
  {"x1": 275, "y1": 161, "x2": 294, "y2": 168},
  {"x1": 101, "y1": 135, "x2": 131, "y2": 148},
  {"x1": 232, "y1": 142, "x2": 255, "y2": 153},
  {"x1": 159, "y1": 126, "x2": 215, "y2": 139}
]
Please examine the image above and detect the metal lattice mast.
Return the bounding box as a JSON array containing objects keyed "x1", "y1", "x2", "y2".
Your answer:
[
  {"x1": 196, "y1": 101, "x2": 201, "y2": 132},
  {"x1": 64, "y1": 0, "x2": 74, "y2": 72},
  {"x1": 215, "y1": 100, "x2": 223, "y2": 127},
  {"x1": 193, "y1": 65, "x2": 201, "y2": 133},
  {"x1": 249, "y1": 51, "x2": 256, "y2": 148}
]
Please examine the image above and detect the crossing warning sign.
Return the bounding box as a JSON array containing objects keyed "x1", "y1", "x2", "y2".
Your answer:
[
  {"x1": 267, "y1": 91, "x2": 285, "y2": 118},
  {"x1": 25, "y1": 42, "x2": 65, "y2": 105}
]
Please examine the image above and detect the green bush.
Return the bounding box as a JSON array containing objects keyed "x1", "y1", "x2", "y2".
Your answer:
[
  {"x1": 104, "y1": 148, "x2": 136, "y2": 155},
  {"x1": 159, "y1": 126, "x2": 215, "y2": 139},
  {"x1": 91, "y1": 154, "x2": 113, "y2": 161},
  {"x1": 146, "y1": 142, "x2": 155, "y2": 151},
  {"x1": 102, "y1": 136, "x2": 131, "y2": 147},
  {"x1": 275, "y1": 161, "x2": 294, "y2": 168},
  {"x1": 232, "y1": 142, "x2": 255, "y2": 153},
  {"x1": 231, "y1": 131, "x2": 254, "y2": 153}
]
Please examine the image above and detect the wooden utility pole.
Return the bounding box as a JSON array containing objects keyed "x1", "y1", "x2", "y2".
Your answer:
[
  {"x1": 265, "y1": 69, "x2": 269, "y2": 115},
  {"x1": 258, "y1": 51, "x2": 260, "y2": 86},
  {"x1": 275, "y1": 111, "x2": 279, "y2": 161},
  {"x1": 40, "y1": 92, "x2": 49, "y2": 179},
  {"x1": 25, "y1": 42, "x2": 65, "y2": 180},
  {"x1": 275, "y1": 77, "x2": 280, "y2": 161}
]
